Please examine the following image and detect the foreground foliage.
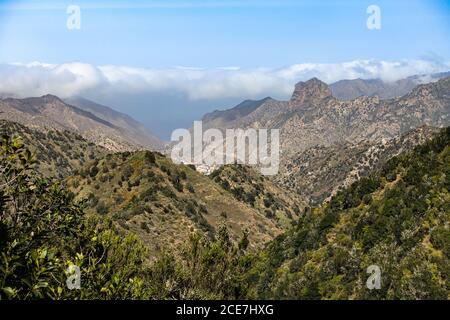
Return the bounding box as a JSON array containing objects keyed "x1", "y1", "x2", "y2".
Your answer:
[
  {"x1": 147, "y1": 225, "x2": 252, "y2": 299},
  {"x1": 0, "y1": 134, "x2": 252, "y2": 300},
  {"x1": 0, "y1": 135, "x2": 147, "y2": 299}
]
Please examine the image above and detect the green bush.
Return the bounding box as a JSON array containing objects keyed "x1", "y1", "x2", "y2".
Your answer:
[{"x1": 0, "y1": 135, "x2": 148, "y2": 299}]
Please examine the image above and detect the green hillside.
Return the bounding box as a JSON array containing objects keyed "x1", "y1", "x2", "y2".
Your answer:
[
  {"x1": 1, "y1": 123, "x2": 448, "y2": 300},
  {"x1": 65, "y1": 151, "x2": 300, "y2": 258},
  {"x1": 210, "y1": 165, "x2": 306, "y2": 228},
  {"x1": 244, "y1": 127, "x2": 450, "y2": 299},
  {"x1": 0, "y1": 135, "x2": 148, "y2": 299},
  {"x1": 0, "y1": 120, "x2": 106, "y2": 178}
]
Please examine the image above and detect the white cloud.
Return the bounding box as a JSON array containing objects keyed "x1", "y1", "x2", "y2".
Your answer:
[{"x1": 0, "y1": 59, "x2": 449, "y2": 100}]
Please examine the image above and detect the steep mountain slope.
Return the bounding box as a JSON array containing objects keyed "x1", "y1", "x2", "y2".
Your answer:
[
  {"x1": 202, "y1": 97, "x2": 272, "y2": 128},
  {"x1": 276, "y1": 126, "x2": 441, "y2": 205},
  {"x1": 330, "y1": 71, "x2": 450, "y2": 100},
  {"x1": 0, "y1": 95, "x2": 153, "y2": 152},
  {"x1": 246, "y1": 126, "x2": 450, "y2": 299},
  {"x1": 65, "y1": 97, "x2": 163, "y2": 150},
  {"x1": 210, "y1": 165, "x2": 306, "y2": 229},
  {"x1": 200, "y1": 76, "x2": 450, "y2": 204},
  {"x1": 0, "y1": 119, "x2": 106, "y2": 178},
  {"x1": 65, "y1": 152, "x2": 302, "y2": 258},
  {"x1": 203, "y1": 76, "x2": 450, "y2": 157}
]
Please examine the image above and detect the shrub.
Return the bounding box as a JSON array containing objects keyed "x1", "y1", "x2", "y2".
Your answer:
[
  {"x1": 0, "y1": 135, "x2": 148, "y2": 299},
  {"x1": 96, "y1": 201, "x2": 109, "y2": 215}
]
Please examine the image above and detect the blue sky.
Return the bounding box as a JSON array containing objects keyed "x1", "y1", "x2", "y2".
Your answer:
[
  {"x1": 0, "y1": 0, "x2": 449, "y2": 67},
  {"x1": 0, "y1": 0, "x2": 449, "y2": 139}
]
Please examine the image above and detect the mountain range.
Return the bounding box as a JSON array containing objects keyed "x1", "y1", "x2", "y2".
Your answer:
[
  {"x1": 1, "y1": 73, "x2": 449, "y2": 208},
  {"x1": 65, "y1": 97, "x2": 163, "y2": 150},
  {"x1": 0, "y1": 94, "x2": 163, "y2": 152},
  {"x1": 202, "y1": 76, "x2": 450, "y2": 153},
  {"x1": 1, "y1": 71, "x2": 449, "y2": 300},
  {"x1": 329, "y1": 71, "x2": 450, "y2": 100},
  {"x1": 201, "y1": 75, "x2": 450, "y2": 204}
]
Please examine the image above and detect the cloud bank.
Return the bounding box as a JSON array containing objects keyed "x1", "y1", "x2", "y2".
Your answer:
[{"x1": 1, "y1": 59, "x2": 449, "y2": 100}]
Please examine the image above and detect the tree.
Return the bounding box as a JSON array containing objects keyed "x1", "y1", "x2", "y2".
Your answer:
[
  {"x1": 0, "y1": 135, "x2": 148, "y2": 299},
  {"x1": 147, "y1": 225, "x2": 253, "y2": 299}
]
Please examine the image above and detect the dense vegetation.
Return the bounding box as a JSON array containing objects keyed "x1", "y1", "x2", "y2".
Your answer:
[
  {"x1": 210, "y1": 165, "x2": 305, "y2": 228},
  {"x1": 0, "y1": 135, "x2": 259, "y2": 299},
  {"x1": 0, "y1": 120, "x2": 106, "y2": 179},
  {"x1": 0, "y1": 135, "x2": 146, "y2": 299},
  {"x1": 245, "y1": 127, "x2": 450, "y2": 299},
  {"x1": 146, "y1": 226, "x2": 253, "y2": 299},
  {"x1": 65, "y1": 151, "x2": 286, "y2": 258},
  {"x1": 1, "y1": 126, "x2": 449, "y2": 299}
]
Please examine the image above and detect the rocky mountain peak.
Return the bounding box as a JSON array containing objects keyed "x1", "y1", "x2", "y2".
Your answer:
[
  {"x1": 39, "y1": 94, "x2": 64, "y2": 103},
  {"x1": 290, "y1": 77, "x2": 332, "y2": 105}
]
